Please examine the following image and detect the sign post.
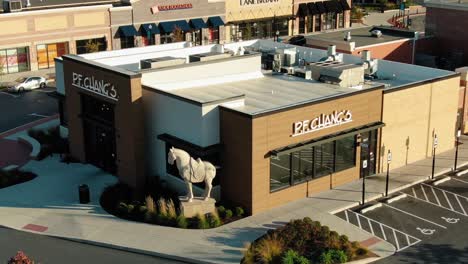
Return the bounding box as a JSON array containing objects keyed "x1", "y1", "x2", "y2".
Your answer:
[
  {"x1": 455, "y1": 129, "x2": 461, "y2": 171},
  {"x1": 432, "y1": 134, "x2": 438, "y2": 180},
  {"x1": 362, "y1": 160, "x2": 367, "y2": 205},
  {"x1": 385, "y1": 150, "x2": 392, "y2": 197}
]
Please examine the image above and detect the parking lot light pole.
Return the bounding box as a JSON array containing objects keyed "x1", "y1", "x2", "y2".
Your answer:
[
  {"x1": 455, "y1": 129, "x2": 461, "y2": 171},
  {"x1": 386, "y1": 150, "x2": 392, "y2": 197},
  {"x1": 432, "y1": 134, "x2": 438, "y2": 180}
]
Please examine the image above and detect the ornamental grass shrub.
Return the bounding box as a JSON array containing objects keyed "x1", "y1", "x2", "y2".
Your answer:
[
  {"x1": 225, "y1": 209, "x2": 233, "y2": 219},
  {"x1": 196, "y1": 213, "x2": 210, "y2": 229},
  {"x1": 207, "y1": 212, "x2": 221, "y2": 228},
  {"x1": 157, "y1": 198, "x2": 168, "y2": 216},
  {"x1": 242, "y1": 217, "x2": 370, "y2": 264},
  {"x1": 166, "y1": 199, "x2": 177, "y2": 219},
  {"x1": 176, "y1": 215, "x2": 188, "y2": 228}
]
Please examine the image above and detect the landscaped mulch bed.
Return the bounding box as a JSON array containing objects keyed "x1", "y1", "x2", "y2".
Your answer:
[{"x1": 0, "y1": 169, "x2": 37, "y2": 189}]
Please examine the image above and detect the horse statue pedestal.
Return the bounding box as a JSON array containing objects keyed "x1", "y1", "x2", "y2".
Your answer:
[{"x1": 179, "y1": 196, "x2": 216, "y2": 218}]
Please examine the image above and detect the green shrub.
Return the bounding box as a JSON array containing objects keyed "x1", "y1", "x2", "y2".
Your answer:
[
  {"x1": 144, "y1": 211, "x2": 157, "y2": 223},
  {"x1": 235, "y1": 207, "x2": 245, "y2": 217},
  {"x1": 196, "y1": 213, "x2": 210, "y2": 229},
  {"x1": 8, "y1": 251, "x2": 34, "y2": 264},
  {"x1": 355, "y1": 247, "x2": 369, "y2": 256},
  {"x1": 217, "y1": 206, "x2": 226, "y2": 218},
  {"x1": 225, "y1": 209, "x2": 233, "y2": 219},
  {"x1": 282, "y1": 249, "x2": 310, "y2": 264},
  {"x1": 207, "y1": 212, "x2": 222, "y2": 228},
  {"x1": 117, "y1": 202, "x2": 128, "y2": 214},
  {"x1": 127, "y1": 204, "x2": 135, "y2": 214},
  {"x1": 176, "y1": 215, "x2": 188, "y2": 228},
  {"x1": 318, "y1": 251, "x2": 333, "y2": 264},
  {"x1": 330, "y1": 250, "x2": 347, "y2": 263}
]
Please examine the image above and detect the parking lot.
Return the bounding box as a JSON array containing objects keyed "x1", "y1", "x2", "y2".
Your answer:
[{"x1": 336, "y1": 170, "x2": 468, "y2": 263}]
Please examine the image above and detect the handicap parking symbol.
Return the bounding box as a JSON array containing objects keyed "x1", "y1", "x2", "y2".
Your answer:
[
  {"x1": 441, "y1": 217, "x2": 460, "y2": 224},
  {"x1": 417, "y1": 227, "x2": 436, "y2": 235}
]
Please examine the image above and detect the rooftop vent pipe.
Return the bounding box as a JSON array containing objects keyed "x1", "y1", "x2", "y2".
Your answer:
[
  {"x1": 327, "y1": 45, "x2": 336, "y2": 57},
  {"x1": 344, "y1": 32, "x2": 351, "y2": 41},
  {"x1": 320, "y1": 45, "x2": 343, "y2": 62}
]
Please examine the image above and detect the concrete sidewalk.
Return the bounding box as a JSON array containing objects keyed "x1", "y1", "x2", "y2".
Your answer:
[{"x1": 1, "y1": 120, "x2": 468, "y2": 263}]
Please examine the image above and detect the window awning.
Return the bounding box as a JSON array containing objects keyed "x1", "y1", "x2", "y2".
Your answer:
[
  {"x1": 140, "y1": 23, "x2": 160, "y2": 35},
  {"x1": 270, "y1": 122, "x2": 385, "y2": 157},
  {"x1": 340, "y1": 0, "x2": 351, "y2": 10},
  {"x1": 307, "y1": 3, "x2": 320, "y2": 15},
  {"x1": 297, "y1": 3, "x2": 309, "y2": 16},
  {"x1": 118, "y1": 25, "x2": 138, "y2": 37},
  {"x1": 324, "y1": 1, "x2": 339, "y2": 13},
  {"x1": 315, "y1": 1, "x2": 327, "y2": 14},
  {"x1": 207, "y1": 16, "x2": 225, "y2": 27},
  {"x1": 189, "y1": 18, "x2": 208, "y2": 30},
  {"x1": 334, "y1": 1, "x2": 344, "y2": 12},
  {"x1": 159, "y1": 20, "x2": 191, "y2": 33}
]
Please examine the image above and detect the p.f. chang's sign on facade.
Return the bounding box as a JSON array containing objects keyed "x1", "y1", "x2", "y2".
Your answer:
[
  {"x1": 291, "y1": 110, "x2": 353, "y2": 137},
  {"x1": 72, "y1": 72, "x2": 118, "y2": 101}
]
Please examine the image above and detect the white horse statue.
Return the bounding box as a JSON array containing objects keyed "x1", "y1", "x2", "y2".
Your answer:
[{"x1": 167, "y1": 147, "x2": 217, "y2": 202}]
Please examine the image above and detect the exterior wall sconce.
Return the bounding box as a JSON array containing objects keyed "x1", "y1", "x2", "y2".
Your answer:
[{"x1": 356, "y1": 133, "x2": 362, "y2": 147}]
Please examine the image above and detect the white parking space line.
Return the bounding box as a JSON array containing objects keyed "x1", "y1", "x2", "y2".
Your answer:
[
  {"x1": 344, "y1": 210, "x2": 421, "y2": 252},
  {"x1": 454, "y1": 196, "x2": 467, "y2": 215},
  {"x1": 421, "y1": 185, "x2": 429, "y2": 201},
  {"x1": 422, "y1": 183, "x2": 468, "y2": 201},
  {"x1": 28, "y1": 113, "x2": 50, "y2": 118},
  {"x1": 443, "y1": 191, "x2": 455, "y2": 211},
  {"x1": 403, "y1": 192, "x2": 468, "y2": 217},
  {"x1": 0, "y1": 91, "x2": 20, "y2": 98},
  {"x1": 431, "y1": 187, "x2": 442, "y2": 206},
  {"x1": 382, "y1": 203, "x2": 447, "y2": 229},
  {"x1": 452, "y1": 178, "x2": 468, "y2": 185},
  {"x1": 412, "y1": 187, "x2": 418, "y2": 198}
]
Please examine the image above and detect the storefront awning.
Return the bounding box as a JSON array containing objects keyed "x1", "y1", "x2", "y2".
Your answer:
[
  {"x1": 189, "y1": 18, "x2": 208, "y2": 30},
  {"x1": 118, "y1": 25, "x2": 138, "y2": 37},
  {"x1": 333, "y1": 1, "x2": 344, "y2": 12},
  {"x1": 270, "y1": 122, "x2": 385, "y2": 157},
  {"x1": 315, "y1": 2, "x2": 327, "y2": 14},
  {"x1": 297, "y1": 3, "x2": 309, "y2": 16},
  {"x1": 340, "y1": 0, "x2": 351, "y2": 10},
  {"x1": 159, "y1": 20, "x2": 191, "y2": 33},
  {"x1": 141, "y1": 23, "x2": 160, "y2": 35},
  {"x1": 207, "y1": 16, "x2": 225, "y2": 27},
  {"x1": 324, "y1": 1, "x2": 339, "y2": 13},
  {"x1": 307, "y1": 3, "x2": 320, "y2": 15}
]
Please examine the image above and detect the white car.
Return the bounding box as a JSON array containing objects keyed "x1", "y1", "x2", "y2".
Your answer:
[{"x1": 8, "y1": 77, "x2": 47, "y2": 93}]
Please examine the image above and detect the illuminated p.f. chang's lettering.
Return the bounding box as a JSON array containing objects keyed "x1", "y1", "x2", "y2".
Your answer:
[
  {"x1": 291, "y1": 110, "x2": 353, "y2": 137},
  {"x1": 72, "y1": 72, "x2": 118, "y2": 100}
]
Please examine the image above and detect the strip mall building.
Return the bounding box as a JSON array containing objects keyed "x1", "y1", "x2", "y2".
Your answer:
[{"x1": 56, "y1": 40, "x2": 459, "y2": 215}]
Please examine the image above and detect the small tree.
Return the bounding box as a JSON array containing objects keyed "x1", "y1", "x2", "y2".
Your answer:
[
  {"x1": 84, "y1": 39, "x2": 100, "y2": 54},
  {"x1": 171, "y1": 26, "x2": 185, "y2": 43}
]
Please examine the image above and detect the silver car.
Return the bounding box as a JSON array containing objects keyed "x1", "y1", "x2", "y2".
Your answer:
[{"x1": 8, "y1": 77, "x2": 47, "y2": 93}]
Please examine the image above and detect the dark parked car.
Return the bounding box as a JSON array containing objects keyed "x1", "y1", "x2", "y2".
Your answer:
[{"x1": 287, "y1": 35, "x2": 306, "y2": 46}]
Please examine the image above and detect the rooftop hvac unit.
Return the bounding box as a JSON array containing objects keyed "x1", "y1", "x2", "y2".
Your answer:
[
  {"x1": 140, "y1": 56, "x2": 186, "y2": 70},
  {"x1": 4, "y1": 0, "x2": 22, "y2": 12},
  {"x1": 361, "y1": 50, "x2": 379, "y2": 77},
  {"x1": 189, "y1": 52, "x2": 232, "y2": 63},
  {"x1": 320, "y1": 45, "x2": 343, "y2": 62},
  {"x1": 371, "y1": 30, "x2": 382, "y2": 38}
]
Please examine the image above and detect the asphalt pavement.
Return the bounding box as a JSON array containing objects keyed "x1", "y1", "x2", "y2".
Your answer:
[
  {"x1": 0, "y1": 227, "x2": 187, "y2": 264},
  {"x1": 0, "y1": 87, "x2": 58, "y2": 133},
  {"x1": 336, "y1": 171, "x2": 468, "y2": 264}
]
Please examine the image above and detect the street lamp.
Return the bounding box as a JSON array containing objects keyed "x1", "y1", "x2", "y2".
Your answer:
[
  {"x1": 385, "y1": 150, "x2": 392, "y2": 197},
  {"x1": 432, "y1": 133, "x2": 438, "y2": 180},
  {"x1": 455, "y1": 129, "x2": 461, "y2": 171}
]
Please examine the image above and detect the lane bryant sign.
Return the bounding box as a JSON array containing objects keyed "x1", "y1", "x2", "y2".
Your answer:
[
  {"x1": 72, "y1": 72, "x2": 118, "y2": 101},
  {"x1": 240, "y1": 0, "x2": 280, "y2": 5},
  {"x1": 291, "y1": 110, "x2": 353, "y2": 137}
]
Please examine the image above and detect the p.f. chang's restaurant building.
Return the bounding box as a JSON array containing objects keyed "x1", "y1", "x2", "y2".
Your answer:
[{"x1": 55, "y1": 40, "x2": 460, "y2": 215}]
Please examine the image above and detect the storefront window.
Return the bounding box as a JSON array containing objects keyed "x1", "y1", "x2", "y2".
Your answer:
[
  {"x1": 270, "y1": 135, "x2": 357, "y2": 192},
  {"x1": 160, "y1": 33, "x2": 172, "y2": 44},
  {"x1": 324, "y1": 12, "x2": 337, "y2": 30},
  {"x1": 76, "y1": 38, "x2": 107, "y2": 55},
  {"x1": 315, "y1": 15, "x2": 321, "y2": 32},
  {"x1": 37, "y1": 42, "x2": 68, "y2": 69},
  {"x1": 306, "y1": 15, "x2": 313, "y2": 33},
  {"x1": 270, "y1": 153, "x2": 292, "y2": 191},
  {"x1": 0, "y1": 47, "x2": 30, "y2": 74},
  {"x1": 208, "y1": 27, "x2": 220, "y2": 44},
  {"x1": 142, "y1": 35, "x2": 155, "y2": 46},
  {"x1": 339, "y1": 13, "x2": 344, "y2": 28},
  {"x1": 299, "y1": 16, "x2": 306, "y2": 34},
  {"x1": 232, "y1": 18, "x2": 289, "y2": 41},
  {"x1": 120, "y1": 36, "x2": 135, "y2": 49},
  {"x1": 191, "y1": 30, "x2": 202, "y2": 46}
]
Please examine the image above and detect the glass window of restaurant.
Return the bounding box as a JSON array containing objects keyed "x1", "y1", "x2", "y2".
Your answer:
[
  {"x1": 324, "y1": 12, "x2": 337, "y2": 30},
  {"x1": 298, "y1": 16, "x2": 306, "y2": 34},
  {"x1": 37, "y1": 42, "x2": 68, "y2": 69},
  {"x1": 76, "y1": 38, "x2": 107, "y2": 55},
  {"x1": 208, "y1": 27, "x2": 220, "y2": 44},
  {"x1": 231, "y1": 18, "x2": 289, "y2": 41},
  {"x1": 0, "y1": 47, "x2": 30, "y2": 74},
  {"x1": 315, "y1": 15, "x2": 321, "y2": 32},
  {"x1": 120, "y1": 36, "x2": 135, "y2": 49},
  {"x1": 270, "y1": 135, "x2": 356, "y2": 192},
  {"x1": 339, "y1": 13, "x2": 344, "y2": 28}
]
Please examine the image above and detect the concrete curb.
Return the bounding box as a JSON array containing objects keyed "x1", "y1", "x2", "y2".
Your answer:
[
  {"x1": 360, "y1": 203, "x2": 382, "y2": 214},
  {"x1": 384, "y1": 193, "x2": 407, "y2": 204},
  {"x1": 17, "y1": 134, "x2": 41, "y2": 159},
  {"x1": 433, "y1": 177, "x2": 451, "y2": 186},
  {"x1": 347, "y1": 257, "x2": 382, "y2": 264},
  {"x1": 456, "y1": 169, "x2": 468, "y2": 177}
]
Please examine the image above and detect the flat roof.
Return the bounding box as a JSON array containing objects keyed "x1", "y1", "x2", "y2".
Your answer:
[
  {"x1": 425, "y1": 0, "x2": 468, "y2": 10},
  {"x1": 307, "y1": 26, "x2": 416, "y2": 48},
  {"x1": 165, "y1": 72, "x2": 381, "y2": 116},
  {"x1": 24, "y1": 0, "x2": 118, "y2": 9}
]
